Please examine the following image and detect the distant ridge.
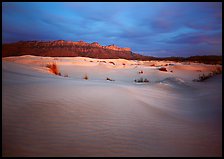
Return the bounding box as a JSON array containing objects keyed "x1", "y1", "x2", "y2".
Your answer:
[
  {"x1": 2, "y1": 40, "x2": 222, "y2": 64},
  {"x1": 2, "y1": 40, "x2": 152, "y2": 60}
]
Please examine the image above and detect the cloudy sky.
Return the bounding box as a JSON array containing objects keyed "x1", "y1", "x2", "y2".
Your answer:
[{"x1": 2, "y1": 2, "x2": 222, "y2": 57}]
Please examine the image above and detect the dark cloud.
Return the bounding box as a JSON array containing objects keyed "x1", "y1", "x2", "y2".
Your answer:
[
  {"x1": 2, "y1": 2, "x2": 222, "y2": 57},
  {"x1": 166, "y1": 32, "x2": 222, "y2": 45}
]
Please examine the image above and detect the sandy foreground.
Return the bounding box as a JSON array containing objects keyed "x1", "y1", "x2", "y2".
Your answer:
[{"x1": 2, "y1": 55, "x2": 222, "y2": 157}]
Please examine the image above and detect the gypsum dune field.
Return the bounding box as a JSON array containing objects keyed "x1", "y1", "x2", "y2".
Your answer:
[{"x1": 2, "y1": 55, "x2": 222, "y2": 157}]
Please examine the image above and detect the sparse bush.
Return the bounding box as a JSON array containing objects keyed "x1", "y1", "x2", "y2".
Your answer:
[
  {"x1": 46, "y1": 62, "x2": 61, "y2": 76},
  {"x1": 193, "y1": 67, "x2": 222, "y2": 82},
  {"x1": 134, "y1": 77, "x2": 149, "y2": 83},
  {"x1": 109, "y1": 61, "x2": 115, "y2": 65},
  {"x1": 193, "y1": 74, "x2": 211, "y2": 82},
  {"x1": 106, "y1": 77, "x2": 115, "y2": 81},
  {"x1": 143, "y1": 78, "x2": 149, "y2": 82},
  {"x1": 83, "y1": 74, "x2": 88, "y2": 80},
  {"x1": 212, "y1": 67, "x2": 222, "y2": 75},
  {"x1": 158, "y1": 67, "x2": 167, "y2": 72},
  {"x1": 89, "y1": 60, "x2": 93, "y2": 62},
  {"x1": 138, "y1": 70, "x2": 143, "y2": 74}
]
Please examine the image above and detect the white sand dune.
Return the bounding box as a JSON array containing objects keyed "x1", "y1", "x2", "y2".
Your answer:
[{"x1": 2, "y1": 55, "x2": 222, "y2": 157}]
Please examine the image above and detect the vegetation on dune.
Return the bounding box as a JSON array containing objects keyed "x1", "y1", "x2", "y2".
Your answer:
[
  {"x1": 106, "y1": 77, "x2": 115, "y2": 81},
  {"x1": 83, "y1": 74, "x2": 88, "y2": 80},
  {"x1": 46, "y1": 63, "x2": 61, "y2": 76},
  {"x1": 109, "y1": 61, "x2": 115, "y2": 65},
  {"x1": 158, "y1": 67, "x2": 167, "y2": 72},
  {"x1": 138, "y1": 70, "x2": 144, "y2": 74},
  {"x1": 193, "y1": 67, "x2": 222, "y2": 82},
  {"x1": 134, "y1": 77, "x2": 149, "y2": 83}
]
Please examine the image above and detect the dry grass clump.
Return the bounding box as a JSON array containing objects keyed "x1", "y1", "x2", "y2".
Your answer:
[
  {"x1": 46, "y1": 63, "x2": 61, "y2": 76},
  {"x1": 212, "y1": 66, "x2": 222, "y2": 75},
  {"x1": 193, "y1": 73, "x2": 213, "y2": 82},
  {"x1": 83, "y1": 74, "x2": 88, "y2": 80},
  {"x1": 138, "y1": 70, "x2": 143, "y2": 74},
  {"x1": 109, "y1": 61, "x2": 115, "y2": 65},
  {"x1": 193, "y1": 67, "x2": 222, "y2": 82},
  {"x1": 134, "y1": 77, "x2": 149, "y2": 83},
  {"x1": 106, "y1": 77, "x2": 115, "y2": 81},
  {"x1": 158, "y1": 67, "x2": 167, "y2": 72}
]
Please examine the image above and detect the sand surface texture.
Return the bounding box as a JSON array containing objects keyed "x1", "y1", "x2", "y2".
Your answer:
[{"x1": 2, "y1": 55, "x2": 222, "y2": 157}]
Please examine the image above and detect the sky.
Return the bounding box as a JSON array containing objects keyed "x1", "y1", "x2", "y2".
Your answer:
[{"x1": 2, "y1": 2, "x2": 222, "y2": 57}]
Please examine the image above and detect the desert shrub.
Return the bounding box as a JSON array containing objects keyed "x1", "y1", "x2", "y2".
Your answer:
[
  {"x1": 46, "y1": 62, "x2": 61, "y2": 76},
  {"x1": 158, "y1": 67, "x2": 167, "y2": 72},
  {"x1": 193, "y1": 67, "x2": 222, "y2": 82},
  {"x1": 193, "y1": 73, "x2": 215, "y2": 82},
  {"x1": 138, "y1": 70, "x2": 143, "y2": 74},
  {"x1": 134, "y1": 78, "x2": 143, "y2": 83},
  {"x1": 143, "y1": 78, "x2": 149, "y2": 82},
  {"x1": 109, "y1": 61, "x2": 115, "y2": 65},
  {"x1": 83, "y1": 74, "x2": 88, "y2": 80},
  {"x1": 193, "y1": 74, "x2": 211, "y2": 82},
  {"x1": 212, "y1": 67, "x2": 222, "y2": 75},
  {"x1": 150, "y1": 64, "x2": 155, "y2": 66},
  {"x1": 134, "y1": 77, "x2": 149, "y2": 83},
  {"x1": 90, "y1": 60, "x2": 93, "y2": 62},
  {"x1": 170, "y1": 70, "x2": 173, "y2": 72},
  {"x1": 106, "y1": 77, "x2": 115, "y2": 81},
  {"x1": 122, "y1": 63, "x2": 126, "y2": 65}
]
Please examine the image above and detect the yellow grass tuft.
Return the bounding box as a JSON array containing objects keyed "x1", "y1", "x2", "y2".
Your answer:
[{"x1": 46, "y1": 62, "x2": 61, "y2": 76}]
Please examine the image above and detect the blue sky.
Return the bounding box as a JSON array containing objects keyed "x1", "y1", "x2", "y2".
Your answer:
[{"x1": 2, "y1": 2, "x2": 222, "y2": 57}]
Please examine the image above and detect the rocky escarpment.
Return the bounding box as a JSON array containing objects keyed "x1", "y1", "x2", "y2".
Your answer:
[{"x1": 2, "y1": 40, "x2": 145, "y2": 59}]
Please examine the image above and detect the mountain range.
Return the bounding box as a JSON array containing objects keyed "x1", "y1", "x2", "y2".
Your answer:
[
  {"x1": 2, "y1": 40, "x2": 153, "y2": 60},
  {"x1": 2, "y1": 40, "x2": 222, "y2": 64}
]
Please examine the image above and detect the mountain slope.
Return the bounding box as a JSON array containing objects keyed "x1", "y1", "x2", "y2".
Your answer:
[{"x1": 2, "y1": 40, "x2": 153, "y2": 60}]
